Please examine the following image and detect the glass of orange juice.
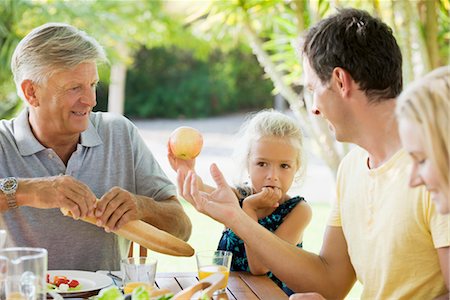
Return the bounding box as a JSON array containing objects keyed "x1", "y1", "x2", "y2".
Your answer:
[
  {"x1": 120, "y1": 257, "x2": 157, "y2": 294},
  {"x1": 195, "y1": 250, "x2": 232, "y2": 295}
]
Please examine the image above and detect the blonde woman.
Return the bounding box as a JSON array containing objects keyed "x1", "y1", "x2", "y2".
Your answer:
[{"x1": 396, "y1": 66, "x2": 450, "y2": 214}]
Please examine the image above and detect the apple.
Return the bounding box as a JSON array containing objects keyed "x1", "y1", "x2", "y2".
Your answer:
[{"x1": 169, "y1": 126, "x2": 203, "y2": 160}]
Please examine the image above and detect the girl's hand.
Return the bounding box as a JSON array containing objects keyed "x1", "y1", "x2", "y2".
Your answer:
[
  {"x1": 243, "y1": 187, "x2": 282, "y2": 210},
  {"x1": 167, "y1": 142, "x2": 195, "y2": 174}
]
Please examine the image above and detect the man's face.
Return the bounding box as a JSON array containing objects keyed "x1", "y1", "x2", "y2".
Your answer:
[
  {"x1": 303, "y1": 58, "x2": 352, "y2": 142},
  {"x1": 32, "y1": 62, "x2": 99, "y2": 138}
]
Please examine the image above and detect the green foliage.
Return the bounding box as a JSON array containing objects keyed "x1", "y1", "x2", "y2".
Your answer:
[
  {"x1": 124, "y1": 46, "x2": 274, "y2": 118},
  {"x1": 0, "y1": 0, "x2": 31, "y2": 119}
]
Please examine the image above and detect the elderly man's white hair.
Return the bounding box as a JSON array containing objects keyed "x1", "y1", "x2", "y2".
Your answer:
[{"x1": 11, "y1": 22, "x2": 107, "y2": 101}]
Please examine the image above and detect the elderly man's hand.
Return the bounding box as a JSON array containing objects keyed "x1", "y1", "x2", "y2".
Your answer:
[
  {"x1": 95, "y1": 187, "x2": 139, "y2": 232},
  {"x1": 289, "y1": 293, "x2": 326, "y2": 300},
  {"x1": 31, "y1": 175, "x2": 96, "y2": 219}
]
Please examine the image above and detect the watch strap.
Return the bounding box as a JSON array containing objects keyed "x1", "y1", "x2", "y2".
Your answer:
[{"x1": 6, "y1": 193, "x2": 18, "y2": 209}]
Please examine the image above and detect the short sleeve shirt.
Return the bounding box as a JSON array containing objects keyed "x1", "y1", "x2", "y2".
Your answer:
[
  {"x1": 0, "y1": 109, "x2": 177, "y2": 271},
  {"x1": 328, "y1": 147, "x2": 449, "y2": 299}
]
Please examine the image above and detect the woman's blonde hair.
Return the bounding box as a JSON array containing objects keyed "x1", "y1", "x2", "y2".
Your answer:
[
  {"x1": 396, "y1": 66, "x2": 450, "y2": 193},
  {"x1": 232, "y1": 109, "x2": 306, "y2": 185},
  {"x1": 11, "y1": 22, "x2": 107, "y2": 101}
]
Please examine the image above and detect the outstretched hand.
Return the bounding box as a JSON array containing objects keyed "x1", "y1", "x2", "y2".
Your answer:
[{"x1": 177, "y1": 163, "x2": 241, "y2": 226}]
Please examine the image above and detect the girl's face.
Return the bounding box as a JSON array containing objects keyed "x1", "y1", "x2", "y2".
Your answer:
[
  {"x1": 399, "y1": 119, "x2": 449, "y2": 214},
  {"x1": 248, "y1": 136, "x2": 299, "y2": 200}
]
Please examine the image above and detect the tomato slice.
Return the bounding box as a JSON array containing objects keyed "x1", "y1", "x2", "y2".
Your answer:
[
  {"x1": 54, "y1": 278, "x2": 70, "y2": 287},
  {"x1": 68, "y1": 280, "x2": 79, "y2": 288}
]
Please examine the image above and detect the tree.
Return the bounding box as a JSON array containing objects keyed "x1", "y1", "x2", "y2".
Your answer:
[
  {"x1": 186, "y1": 0, "x2": 449, "y2": 176},
  {"x1": 0, "y1": 0, "x2": 193, "y2": 116}
]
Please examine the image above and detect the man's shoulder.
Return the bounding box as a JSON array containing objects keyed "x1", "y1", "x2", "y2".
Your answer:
[
  {"x1": 90, "y1": 111, "x2": 129, "y2": 124},
  {"x1": 89, "y1": 111, "x2": 136, "y2": 132},
  {"x1": 340, "y1": 146, "x2": 365, "y2": 166}
]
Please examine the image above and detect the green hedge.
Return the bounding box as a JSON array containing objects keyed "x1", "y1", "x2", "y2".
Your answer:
[{"x1": 122, "y1": 46, "x2": 274, "y2": 118}]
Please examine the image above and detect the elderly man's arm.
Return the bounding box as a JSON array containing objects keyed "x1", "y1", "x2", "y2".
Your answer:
[
  {"x1": 1, "y1": 177, "x2": 96, "y2": 218},
  {"x1": 95, "y1": 187, "x2": 192, "y2": 241},
  {"x1": 136, "y1": 194, "x2": 192, "y2": 241}
]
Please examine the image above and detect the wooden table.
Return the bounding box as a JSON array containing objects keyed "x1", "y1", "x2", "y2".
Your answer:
[{"x1": 155, "y1": 272, "x2": 288, "y2": 300}]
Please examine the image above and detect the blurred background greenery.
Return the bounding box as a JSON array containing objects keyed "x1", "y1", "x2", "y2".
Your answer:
[{"x1": 0, "y1": 2, "x2": 447, "y2": 297}]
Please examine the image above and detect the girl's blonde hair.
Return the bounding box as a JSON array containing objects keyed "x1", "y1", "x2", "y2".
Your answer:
[
  {"x1": 232, "y1": 109, "x2": 306, "y2": 185},
  {"x1": 396, "y1": 66, "x2": 450, "y2": 194}
]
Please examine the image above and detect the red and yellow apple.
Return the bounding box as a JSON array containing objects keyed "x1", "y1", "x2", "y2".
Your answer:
[{"x1": 168, "y1": 126, "x2": 203, "y2": 160}]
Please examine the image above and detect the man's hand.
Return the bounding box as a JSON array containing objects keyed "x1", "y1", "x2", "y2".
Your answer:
[
  {"x1": 28, "y1": 175, "x2": 96, "y2": 219},
  {"x1": 95, "y1": 187, "x2": 140, "y2": 231},
  {"x1": 167, "y1": 142, "x2": 195, "y2": 174},
  {"x1": 289, "y1": 293, "x2": 326, "y2": 300},
  {"x1": 242, "y1": 187, "x2": 282, "y2": 211},
  {"x1": 178, "y1": 163, "x2": 242, "y2": 226}
]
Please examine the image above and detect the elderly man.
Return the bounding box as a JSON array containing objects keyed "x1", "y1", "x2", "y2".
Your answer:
[
  {"x1": 177, "y1": 8, "x2": 449, "y2": 299},
  {"x1": 0, "y1": 23, "x2": 192, "y2": 271}
]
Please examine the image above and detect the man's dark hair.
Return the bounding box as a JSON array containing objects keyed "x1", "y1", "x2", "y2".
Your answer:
[{"x1": 303, "y1": 8, "x2": 402, "y2": 102}]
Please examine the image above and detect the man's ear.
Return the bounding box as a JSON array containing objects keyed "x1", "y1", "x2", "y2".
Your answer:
[
  {"x1": 332, "y1": 67, "x2": 353, "y2": 97},
  {"x1": 21, "y1": 80, "x2": 39, "y2": 107}
]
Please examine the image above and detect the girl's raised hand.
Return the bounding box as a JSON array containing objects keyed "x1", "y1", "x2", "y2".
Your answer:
[{"x1": 243, "y1": 187, "x2": 282, "y2": 210}]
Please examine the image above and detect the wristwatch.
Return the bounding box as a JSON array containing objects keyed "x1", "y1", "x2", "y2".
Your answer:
[{"x1": 0, "y1": 177, "x2": 18, "y2": 209}]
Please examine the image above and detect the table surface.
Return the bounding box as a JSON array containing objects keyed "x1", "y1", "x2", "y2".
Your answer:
[{"x1": 155, "y1": 272, "x2": 289, "y2": 300}]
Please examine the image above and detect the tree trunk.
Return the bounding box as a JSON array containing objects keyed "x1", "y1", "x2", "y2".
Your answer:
[
  {"x1": 424, "y1": 0, "x2": 439, "y2": 69},
  {"x1": 400, "y1": 0, "x2": 415, "y2": 83},
  {"x1": 107, "y1": 43, "x2": 129, "y2": 115},
  {"x1": 107, "y1": 62, "x2": 127, "y2": 115},
  {"x1": 242, "y1": 19, "x2": 342, "y2": 176}
]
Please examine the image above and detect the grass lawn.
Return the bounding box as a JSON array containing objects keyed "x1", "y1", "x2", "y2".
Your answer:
[{"x1": 140, "y1": 200, "x2": 362, "y2": 299}]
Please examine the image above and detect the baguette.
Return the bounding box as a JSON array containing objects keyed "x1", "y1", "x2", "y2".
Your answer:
[
  {"x1": 172, "y1": 273, "x2": 226, "y2": 299},
  {"x1": 61, "y1": 209, "x2": 194, "y2": 257}
]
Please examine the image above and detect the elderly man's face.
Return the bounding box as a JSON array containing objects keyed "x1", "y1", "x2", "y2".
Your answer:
[{"x1": 32, "y1": 62, "x2": 98, "y2": 138}]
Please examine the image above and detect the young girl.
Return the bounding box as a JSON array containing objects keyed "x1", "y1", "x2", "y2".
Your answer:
[{"x1": 168, "y1": 109, "x2": 312, "y2": 295}]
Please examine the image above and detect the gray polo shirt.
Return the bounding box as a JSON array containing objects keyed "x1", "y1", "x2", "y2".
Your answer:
[{"x1": 0, "y1": 108, "x2": 177, "y2": 271}]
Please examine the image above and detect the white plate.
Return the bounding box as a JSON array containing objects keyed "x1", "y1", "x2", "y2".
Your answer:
[{"x1": 48, "y1": 270, "x2": 113, "y2": 294}]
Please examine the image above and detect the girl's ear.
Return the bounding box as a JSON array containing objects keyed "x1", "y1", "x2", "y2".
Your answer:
[
  {"x1": 21, "y1": 80, "x2": 39, "y2": 107},
  {"x1": 331, "y1": 67, "x2": 353, "y2": 98}
]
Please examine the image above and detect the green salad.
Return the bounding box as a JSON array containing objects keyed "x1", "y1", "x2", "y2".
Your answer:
[{"x1": 91, "y1": 286, "x2": 173, "y2": 300}]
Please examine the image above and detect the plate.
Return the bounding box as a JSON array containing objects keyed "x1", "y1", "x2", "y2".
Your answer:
[{"x1": 48, "y1": 270, "x2": 113, "y2": 295}]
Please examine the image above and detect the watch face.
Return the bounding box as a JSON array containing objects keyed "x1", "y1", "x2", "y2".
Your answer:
[{"x1": 1, "y1": 177, "x2": 18, "y2": 193}]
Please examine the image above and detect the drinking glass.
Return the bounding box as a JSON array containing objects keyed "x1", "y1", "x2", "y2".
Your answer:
[
  {"x1": 0, "y1": 247, "x2": 48, "y2": 300},
  {"x1": 195, "y1": 250, "x2": 232, "y2": 295},
  {"x1": 120, "y1": 257, "x2": 157, "y2": 294},
  {"x1": 0, "y1": 230, "x2": 6, "y2": 249}
]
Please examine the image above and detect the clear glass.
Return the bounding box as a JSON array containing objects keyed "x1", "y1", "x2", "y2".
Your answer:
[
  {"x1": 0, "y1": 247, "x2": 48, "y2": 300},
  {"x1": 0, "y1": 230, "x2": 6, "y2": 249},
  {"x1": 120, "y1": 257, "x2": 157, "y2": 294},
  {"x1": 195, "y1": 250, "x2": 232, "y2": 295}
]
